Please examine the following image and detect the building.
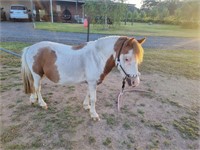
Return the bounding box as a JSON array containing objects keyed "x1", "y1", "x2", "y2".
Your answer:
[{"x1": 0, "y1": 0, "x2": 85, "y2": 22}]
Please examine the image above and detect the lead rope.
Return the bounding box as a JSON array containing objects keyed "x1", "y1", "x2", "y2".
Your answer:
[
  {"x1": 117, "y1": 80, "x2": 153, "y2": 111},
  {"x1": 117, "y1": 78, "x2": 126, "y2": 111}
]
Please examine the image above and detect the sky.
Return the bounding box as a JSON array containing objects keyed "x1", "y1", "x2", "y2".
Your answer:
[{"x1": 127, "y1": 0, "x2": 143, "y2": 8}]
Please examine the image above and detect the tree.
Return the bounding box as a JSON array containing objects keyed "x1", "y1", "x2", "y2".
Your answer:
[
  {"x1": 141, "y1": 0, "x2": 159, "y2": 10},
  {"x1": 84, "y1": 0, "x2": 127, "y2": 27}
]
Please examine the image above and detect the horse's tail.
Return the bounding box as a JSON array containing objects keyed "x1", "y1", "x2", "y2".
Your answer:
[{"x1": 21, "y1": 47, "x2": 35, "y2": 94}]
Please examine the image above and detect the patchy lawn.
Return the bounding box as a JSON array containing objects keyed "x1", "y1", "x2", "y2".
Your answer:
[{"x1": 0, "y1": 42, "x2": 199, "y2": 150}]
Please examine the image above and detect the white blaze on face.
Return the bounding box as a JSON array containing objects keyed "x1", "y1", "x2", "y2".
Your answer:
[{"x1": 119, "y1": 50, "x2": 140, "y2": 87}]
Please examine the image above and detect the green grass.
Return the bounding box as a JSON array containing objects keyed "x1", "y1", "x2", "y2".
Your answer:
[
  {"x1": 145, "y1": 120, "x2": 168, "y2": 133},
  {"x1": 102, "y1": 113, "x2": 118, "y2": 126},
  {"x1": 88, "y1": 136, "x2": 96, "y2": 145},
  {"x1": 1, "y1": 124, "x2": 21, "y2": 143},
  {"x1": 173, "y1": 116, "x2": 199, "y2": 140},
  {"x1": 123, "y1": 121, "x2": 133, "y2": 130},
  {"x1": 103, "y1": 137, "x2": 112, "y2": 146},
  {"x1": 35, "y1": 22, "x2": 200, "y2": 38},
  {"x1": 0, "y1": 42, "x2": 29, "y2": 67},
  {"x1": 140, "y1": 49, "x2": 200, "y2": 80},
  {"x1": 0, "y1": 42, "x2": 30, "y2": 53}
]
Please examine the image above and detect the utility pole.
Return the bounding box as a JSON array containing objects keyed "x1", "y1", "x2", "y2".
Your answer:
[
  {"x1": 50, "y1": 0, "x2": 53, "y2": 23},
  {"x1": 76, "y1": 0, "x2": 78, "y2": 15},
  {"x1": 30, "y1": 0, "x2": 35, "y2": 28}
]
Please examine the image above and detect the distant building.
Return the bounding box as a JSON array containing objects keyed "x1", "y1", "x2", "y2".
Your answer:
[{"x1": 0, "y1": 0, "x2": 85, "y2": 22}]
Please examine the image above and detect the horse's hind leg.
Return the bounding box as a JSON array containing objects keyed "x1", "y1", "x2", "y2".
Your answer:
[
  {"x1": 33, "y1": 74, "x2": 48, "y2": 109},
  {"x1": 30, "y1": 93, "x2": 37, "y2": 104}
]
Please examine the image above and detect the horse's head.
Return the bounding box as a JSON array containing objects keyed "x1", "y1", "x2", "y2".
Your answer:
[{"x1": 114, "y1": 37, "x2": 146, "y2": 87}]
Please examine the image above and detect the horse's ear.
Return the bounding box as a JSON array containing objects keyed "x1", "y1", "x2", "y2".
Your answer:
[
  {"x1": 126, "y1": 38, "x2": 134, "y2": 46},
  {"x1": 137, "y1": 38, "x2": 146, "y2": 45}
]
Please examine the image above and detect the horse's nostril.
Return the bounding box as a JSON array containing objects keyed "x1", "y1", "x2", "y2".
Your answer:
[{"x1": 132, "y1": 81, "x2": 135, "y2": 85}]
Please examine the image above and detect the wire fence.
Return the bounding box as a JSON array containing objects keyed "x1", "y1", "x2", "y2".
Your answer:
[{"x1": 0, "y1": 48, "x2": 21, "y2": 58}]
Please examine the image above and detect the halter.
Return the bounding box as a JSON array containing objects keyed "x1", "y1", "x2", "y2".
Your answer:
[{"x1": 116, "y1": 39, "x2": 140, "y2": 79}]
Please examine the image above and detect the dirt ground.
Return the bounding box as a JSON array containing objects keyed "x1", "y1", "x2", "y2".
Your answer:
[{"x1": 0, "y1": 61, "x2": 199, "y2": 150}]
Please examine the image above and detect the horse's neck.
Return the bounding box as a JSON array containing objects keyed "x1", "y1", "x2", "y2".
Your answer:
[
  {"x1": 93, "y1": 36, "x2": 119, "y2": 83},
  {"x1": 95, "y1": 36, "x2": 119, "y2": 59}
]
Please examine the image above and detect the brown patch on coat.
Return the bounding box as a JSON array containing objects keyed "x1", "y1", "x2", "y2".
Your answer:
[
  {"x1": 114, "y1": 36, "x2": 129, "y2": 56},
  {"x1": 32, "y1": 47, "x2": 60, "y2": 83},
  {"x1": 98, "y1": 55, "x2": 115, "y2": 85},
  {"x1": 72, "y1": 43, "x2": 87, "y2": 50}
]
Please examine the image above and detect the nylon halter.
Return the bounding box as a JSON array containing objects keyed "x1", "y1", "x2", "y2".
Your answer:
[{"x1": 116, "y1": 39, "x2": 139, "y2": 79}]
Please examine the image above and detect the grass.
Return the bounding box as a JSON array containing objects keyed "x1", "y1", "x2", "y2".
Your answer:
[
  {"x1": 123, "y1": 121, "x2": 133, "y2": 130},
  {"x1": 35, "y1": 22, "x2": 200, "y2": 38},
  {"x1": 88, "y1": 136, "x2": 96, "y2": 145},
  {"x1": 157, "y1": 97, "x2": 181, "y2": 108},
  {"x1": 1, "y1": 125, "x2": 21, "y2": 143},
  {"x1": 137, "y1": 109, "x2": 145, "y2": 115},
  {"x1": 0, "y1": 42, "x2": 29, "y2": 67},
  {"x1": 140, "y1": 49, "x2": 200, "y2": 80},
  {"x1": 145, "y1": 120, "x2": 169, "y2": 133},
  {"x1": 173, "y1": 116, "x2": 199, "y2": 140},
  {"x1": 43, "y1": 106, "x2": 84, "y2": 133},
  {"x1": 102, "y1": 113, "x2": 118, "y2": 126},
  {"x1": 103, "y1": 137, "x2": 112, "y2": 146},
  {"x1": 0, "y1": 42, "x2": 29, "y2": 52}
]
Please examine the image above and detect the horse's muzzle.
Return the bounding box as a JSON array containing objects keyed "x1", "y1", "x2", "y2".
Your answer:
[{"x1": 126, "y1": 76, "x2": 140, "y2": 87}]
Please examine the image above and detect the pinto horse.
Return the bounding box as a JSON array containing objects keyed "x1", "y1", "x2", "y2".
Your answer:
[{"x1": 21, "y1": 36, "x2": 145, "y2": 120}]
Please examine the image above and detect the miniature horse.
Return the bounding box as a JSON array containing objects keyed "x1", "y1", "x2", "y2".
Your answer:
[{"x1": 21, "y1": 36, "x2": 146, "y2": 120}]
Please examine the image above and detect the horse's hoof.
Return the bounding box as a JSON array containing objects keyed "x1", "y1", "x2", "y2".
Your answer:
[
  {"x1": 31, "y1": 102, "x2": 36, "y2": 105},
  {"x1": 92, "y1": 117, "x2": 100, "y2": 121},
  {"x1": 42, "y1": 105, "x2": 48, "y2": 110},
  {"x1": 83, "y1": 105, "x2": 91, "y2": 111},
  {"x1": 30, "y1": 99, "x2": 37, "y2": 105},
  {"x1": 91, "y1": 113, "x2": 100, "y2": 121}
]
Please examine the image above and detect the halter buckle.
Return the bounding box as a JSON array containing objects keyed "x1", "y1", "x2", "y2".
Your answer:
[{"x1": 116, "y1": 60, "x2": 120, "y2": 66}]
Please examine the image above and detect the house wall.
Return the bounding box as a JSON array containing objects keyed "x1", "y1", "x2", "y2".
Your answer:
[
  {"x1": 0, "y1": 0, "x2": 84, "y2": 22},
  {"x1": 56, "y1": 1, "x2": 83, "y2": 17}
]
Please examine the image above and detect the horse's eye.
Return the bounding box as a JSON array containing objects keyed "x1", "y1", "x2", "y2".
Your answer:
[{"x1": 125, "y1": 58, "x2": 129, "y2": 62}]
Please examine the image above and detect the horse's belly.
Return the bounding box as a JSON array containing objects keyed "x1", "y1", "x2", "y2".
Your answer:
[{"x1": 57, "y1": 66, "x2": 86, "y2": 84}]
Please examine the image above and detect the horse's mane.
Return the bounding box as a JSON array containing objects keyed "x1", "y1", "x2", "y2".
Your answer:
[{"x1": 133, "y1": 40, "x2": 144, "y2": 64}]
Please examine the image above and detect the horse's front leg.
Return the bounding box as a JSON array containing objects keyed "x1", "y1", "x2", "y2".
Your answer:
[
  {"x1": 83, "y1": 91, "x2": 90, "y2": 110},
  {"x1": 88, "y1": 82, "x2": 100, "y2": 121}
]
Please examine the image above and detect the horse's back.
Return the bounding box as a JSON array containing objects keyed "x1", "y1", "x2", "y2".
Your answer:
[{"x1": 25, "y1": 41, "x2": 89, "y2": 84}]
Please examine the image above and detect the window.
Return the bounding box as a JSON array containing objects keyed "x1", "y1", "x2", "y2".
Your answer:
[{"x1": 11, "y1": 6, "x2": 26, "y2": 10}]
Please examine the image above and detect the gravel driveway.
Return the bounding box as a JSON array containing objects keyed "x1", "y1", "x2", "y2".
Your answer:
[{"x1": 0, "y1": 22, "x2": 199, "y2": 50}]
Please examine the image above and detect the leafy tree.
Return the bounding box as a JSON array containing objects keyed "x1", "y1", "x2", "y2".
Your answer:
[
  {"x1": 141, "y1": 0, "x2": 159, "y2": 10},
  {"x1": 84, "y1": 0, "x2": 127, "y2": 27}
]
